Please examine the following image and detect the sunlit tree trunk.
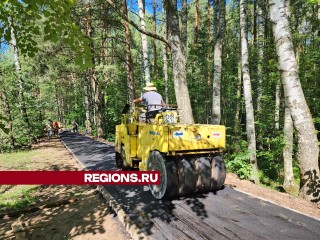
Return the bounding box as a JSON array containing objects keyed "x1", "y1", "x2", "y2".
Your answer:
[
  {"x1": 9, "y1": 17, "x2": 30, "y2": 128},
  {"x1": 86, "y1": 0, "x2": 103, "y2": 137},
  {"x1": 123, "y1": 0, "x2": 134, "y2": 103},
  {"x1": 138, "y1": 0, "x2": 151, "y2": 84},
  {"x1": 212, "y1": 0, "x2": 226, "y2": 125},
  {"x1": 256, "y1": 0, "x2": 264, "y2": 112},
  {"x1": 165, "y1": 0, "x2": 194, "y2": 124},
  {"x1": 240, "y1": 0, "x2": 259, "y2": 184},
  {"x1": 283, "y1": 101, "x2": 299, "y2": 193},
  {"x1": 235, "y1": 53, "x2": 242, "y2": 145},
  {"x1": 269, "y1": 0, "x2": 320, "y2": 203},
  {"x1": 194, "y1": 0, "x2": 199, "y2": 48}
]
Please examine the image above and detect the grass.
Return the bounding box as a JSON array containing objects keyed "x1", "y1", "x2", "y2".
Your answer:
[
  {"x1": 0, "y1": 185, "x2": 39, "y2": 211},
  {"x1": 0, "y1": 150, "x2": 41, "y2": 211},
  {"x1": 0, "y1": 150, "x2": 38, "y2": 169}
]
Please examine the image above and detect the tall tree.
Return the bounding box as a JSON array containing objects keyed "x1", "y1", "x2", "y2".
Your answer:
[
  {"x1": 283, "y1": 101, "x2": 299, "y2": 193},
  {"x1": 212, "y1": 0, "x2": 226, "y2": 124},
  {"x1": 162, "y1": 5, "x2": 169, "y2": 104},
  {"x1": 153, "y1": 0, "x2": 157, "y2": 81},
  {"x1": 269, "y1": 0, "x2": 320, "y2": 203},
  {"x1": 256, "y1": 0, "x2": 264, "y2": 112},
  {"x1": 123, "y1": 0, "x2": 135, "y2": 103},
  {"x1": 206, "y1": 0, "x2": 212, "y2": 122},
  {"x1": 9, "y1": 17, "x2": 30, "y2": 129},
  {"x1": 86, "y1": 0, "x2": 103, "y2": 137},
  {"x1": 181, "y1": 0, "x2": 188, "y2": 56},
  {"x1": 138, "y1": 0, "x2": 151, "y2": 84},
  {"x1": 165, "y1": 0, "x2": 194, "y2": 124},
  {"x1": 240, "y1": 0, "x2": 259, "y2": 184},
  {"x1": 194, "y1": 0, "x2": 200, "y2": 47},
  {"x1": 274, "y1": 79, "x2": 281, "y2": 130}
]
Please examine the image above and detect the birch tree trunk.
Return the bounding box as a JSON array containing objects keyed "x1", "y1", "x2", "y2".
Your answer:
[
  {"x1": 240, "y1": 0, "x2": 259, "y2": 184},
  {"x1": 123, "y1": 0, "x2": 135, "y2": 103},
  {"x1": 269, "y1": 0, "x2": 320, "y2": 203},
  {"x1": 212, "y1": 0, "x2": 226, "y2": 125},
  {"x1": 165, "y1": 0, "x2": 194, "y2": 124},
  {"x1": 235, "y1": 53, "x2": 242, "y2": 145},
  {"x1": 138, "y1": 0, "x2": 151, "y2": 84},
  {"x1": 256, "y1": 0, "x2": 264, "y2": 112},
  {"x1": 9, "y1": 17, "x2": 30, "y2": 128},
  {"x1": 153, "y1": 0, "x2": 157, "y2": 81},
  {"x1": 283, "y1": 102, "x2": 299, "y2": 193},
  {"x1": 86, "y1": 0, "x2": 103, "y2": 137},
  {"x1": 274, "y1": 79, "x2": 281, "y2": 131},
  {"x1": 181, "y1": 0, "x2": 188, "y2": 57}
]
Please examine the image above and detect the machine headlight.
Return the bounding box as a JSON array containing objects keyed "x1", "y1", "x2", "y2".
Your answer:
[{"x1": 195, "y1": 134, "x2": 201, "y2": 141}]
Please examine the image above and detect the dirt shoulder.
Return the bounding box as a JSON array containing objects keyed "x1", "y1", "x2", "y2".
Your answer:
[{"x1": 0, "y1": 138, "x2": 131, "y2": 240}]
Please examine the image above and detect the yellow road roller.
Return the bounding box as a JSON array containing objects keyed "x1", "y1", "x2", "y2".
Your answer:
[{"x1": 115, "y1": 105, "x2": 226, "y2": 199}]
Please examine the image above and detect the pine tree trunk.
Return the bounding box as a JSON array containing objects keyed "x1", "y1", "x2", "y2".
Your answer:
[
  {"x1": 162, "y1": 6, "x2": 169, "y2": 104},
  {"x1": 269, "y1": 0, "x2": 320, "y2": 203},
  {"x1": 181, "y1": 0, "x2": 188, "y2": 57},
  {"x1": 165, "y1": 0, "x2": 194, "y2": 124},
  {"x1": 240, "y1": 0, "x2": 259, "y2": 184},
  {"x1": 212, "y1": 0, "x2": 226, "y2": 125},
  {"x1": 283, "y1": 102, "x2": 299, "y2": 193},
  {"x1": 138, "y1": 0, "x2": 151, "y2": 84},
  {"x1": 123, "y1": 0, "x2": 135, "y2": 103},
  {"x1": 84, "y1": 80, "x2": 92, "y2": 133},
  {"x1": 86, "y1": 0, "x2": 103, "y2": 137},
  {"x1": 99, "y1": 1, "x2": 106, "y2": 65},
  {"x1": 194, "y1": 0, "x2": 199, "y2": 48},
  {"x1": 206, "y1": 0, "x2": 211, "y2": 123}
]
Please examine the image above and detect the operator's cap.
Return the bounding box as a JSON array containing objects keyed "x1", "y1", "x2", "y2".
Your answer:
[{"x1": 143, "y1": 82, "x2": 157, "y2": 91}]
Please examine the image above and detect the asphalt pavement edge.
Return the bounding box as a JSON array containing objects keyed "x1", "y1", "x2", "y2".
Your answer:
[{"x1": 59, "y1": 134, "x2": 149, "y2": 240}]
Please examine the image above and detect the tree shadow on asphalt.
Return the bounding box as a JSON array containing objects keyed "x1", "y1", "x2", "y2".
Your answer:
[{"x1": 0, "y1": 186, "x2": 121, "y2": 239}]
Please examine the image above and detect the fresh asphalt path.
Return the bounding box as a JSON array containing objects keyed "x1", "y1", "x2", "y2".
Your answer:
[{"x1": 60, "y1": 132, "x2": 320, "y2": 240}]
